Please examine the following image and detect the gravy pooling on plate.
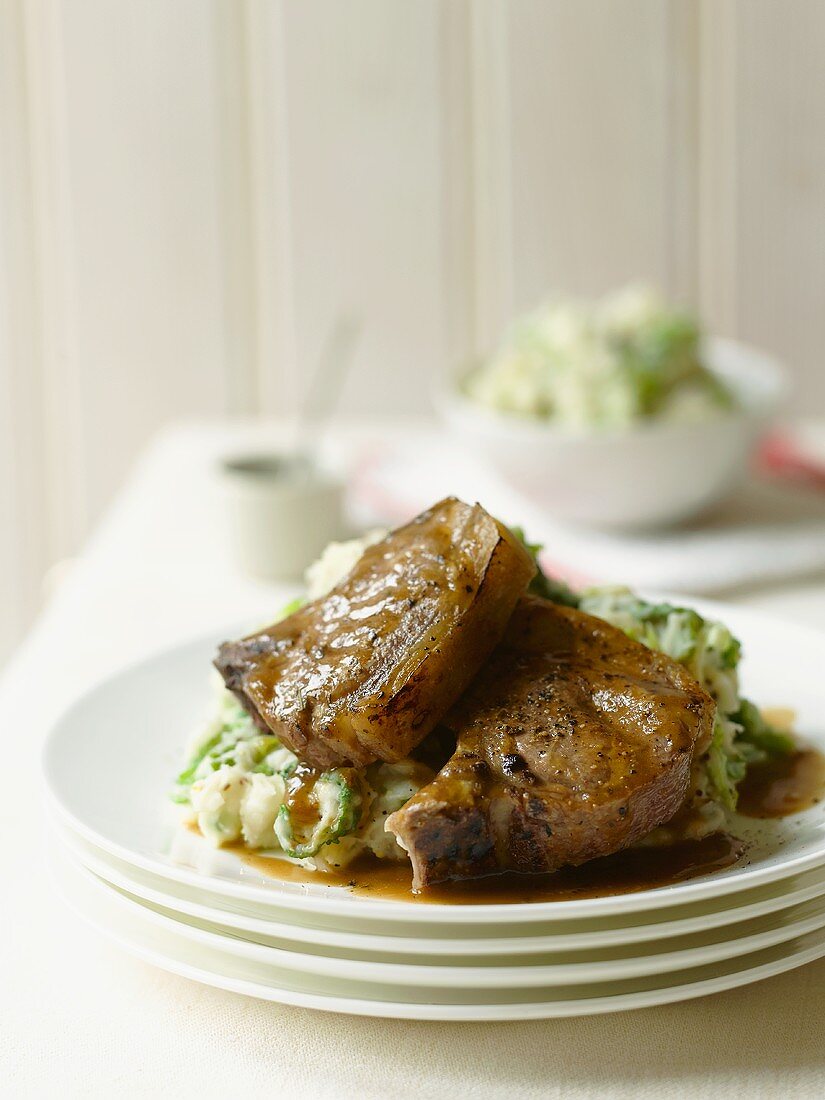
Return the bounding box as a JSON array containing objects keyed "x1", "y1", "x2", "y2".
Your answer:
[
  {"x1": 737, "y1": 747, "x2": 825, "y2": 818},
  {"x1": 737, "y1": 708, "x2": 825, "y2": 819},
  {"x1": 235, "y1": 833, "x2": 745, "y2": 904},
  {"x1": 231, "y1": 725, "x2": 825, "y2": 904}
]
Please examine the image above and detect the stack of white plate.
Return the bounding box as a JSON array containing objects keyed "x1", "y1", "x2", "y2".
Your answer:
[{"x1": 43, "y1": 601, "x2": 825, "y2": 1021}]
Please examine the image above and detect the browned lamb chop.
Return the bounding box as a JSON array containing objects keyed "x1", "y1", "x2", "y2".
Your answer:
[
  {"x1": 215, "y1": 498, "x2": 535, "y2": 769},
  {"x1": 387, "y1": 596, "x2": 715, "y2": 890}
]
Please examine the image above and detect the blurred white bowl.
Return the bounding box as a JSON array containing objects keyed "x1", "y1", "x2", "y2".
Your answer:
[{"x1": 438, "y1": 337, "x2": 788, "y2": 529}]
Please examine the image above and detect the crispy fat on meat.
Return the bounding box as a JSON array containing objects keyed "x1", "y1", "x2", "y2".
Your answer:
[
  {"x1": 215, "y1": 498, "x2": 535, "y2": 769},
  {"x1": 387, "y1": 596, "x2": 715, "y2": 890}
]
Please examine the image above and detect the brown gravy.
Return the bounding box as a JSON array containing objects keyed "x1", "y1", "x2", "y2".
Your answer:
[
  {"x1": 737, "y1": 747, "x2": 825, "y2": 818},
  {"x1": 236, "y1": 833, "x2": 745, "y2": 905},
  {"x1": 736, "y1": 708, "x2": 825, "y2": 819},
  {"x1": 228, "y1": 709, "x2": 825, "y2": 905}
]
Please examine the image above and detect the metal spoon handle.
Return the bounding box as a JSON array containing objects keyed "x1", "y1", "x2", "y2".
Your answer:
[{"x1": 295, "y1": 314, "x2": 362, "y2": 463}]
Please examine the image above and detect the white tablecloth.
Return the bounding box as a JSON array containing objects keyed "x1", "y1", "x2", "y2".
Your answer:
[{"x1": 5, "y1": 420, "x2": 825, "y2": 1099}]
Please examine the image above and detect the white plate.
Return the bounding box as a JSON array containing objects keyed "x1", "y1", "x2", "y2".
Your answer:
[
  {"x1": 52, "y1": 838, "x2": 825, "y2": 1021},
  {"x1": 59, "y1": 841, "x2": 825, "y2": 989},
  {"x1": 57, "y1": 811, "x2": 825, "y2": 956},
  {"x1": 43, "y1": 598, "x2": 825, "y2": 924}
]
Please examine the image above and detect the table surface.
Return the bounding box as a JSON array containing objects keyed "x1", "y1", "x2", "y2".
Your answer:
[{"x1": 6, "y1": 420, "x2": 825, "y2": 1100}]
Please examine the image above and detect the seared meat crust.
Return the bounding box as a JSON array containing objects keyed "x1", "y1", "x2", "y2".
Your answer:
[{"x1": 387, "y1": 596, "x2": 715, "y2": 890}]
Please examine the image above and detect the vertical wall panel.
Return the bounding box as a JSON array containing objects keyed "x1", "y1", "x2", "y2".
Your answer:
[
  {"x1": 212, "y1": 1, "x2": 261, "y2": 419},
  {"x1": 438, "y1": 0, "x2": 475, "y2": 370},
  {"x1": 0, "y1": 0, "x2": 50, "y2": 662},
  {"x1": 240, "y1": 0, "x2": 299, "y2": 415},
  {"x1": 504, "y1": 0, "x2": 698, "y2": 321},
  {"x1": 278, "y1": 0, "x2": 455, "y2": 414},
  {"x1": 697, "y1": 0, "x2": 738, "y2": 338},
  {"x1": 57, "y1": 0, "x2": 238, "y2": 530},
  {"x1": 733, "y1": 0, "x2": 825, "y2": 413},
  {"x1": 468, "y1": 0, "x2": 515, "y2": 351}
]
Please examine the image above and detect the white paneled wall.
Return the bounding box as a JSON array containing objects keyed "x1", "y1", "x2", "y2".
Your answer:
[
  {"x1": 506, "y1": 1, "x2": 699, "y2": 311},
  {"x1": 0, "y1": 0, "x2": 52, "y2": 655},
  {"x1": 2, "y1": 0, "x2": 825, "y2": 661},
  {"x1": 733, "y1": 3, "x2": 825, "y2": 394},
  {"x1": 58, "y1": 0, "x2": 241, "y2": 522},
  {"x1": 280, "y1": 1, "x2": 459, "y2": 415}
]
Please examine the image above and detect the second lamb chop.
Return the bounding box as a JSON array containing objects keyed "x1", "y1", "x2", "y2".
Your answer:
[{"x1": 387, "y1": 596, "x2": 716, "y2": 889}]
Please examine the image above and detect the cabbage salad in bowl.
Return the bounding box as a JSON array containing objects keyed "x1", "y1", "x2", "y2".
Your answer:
[
  {"x1": 172, "y1": 520, "x2": 793, "y2": 881},
  {"x1": 463, "y1": 284, "x2": 733, "y2": 429}
]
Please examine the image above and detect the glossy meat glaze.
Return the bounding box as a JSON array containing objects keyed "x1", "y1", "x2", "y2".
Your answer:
[{"x1": 215, "y1": 498, "x2": 535, "y2": 768}]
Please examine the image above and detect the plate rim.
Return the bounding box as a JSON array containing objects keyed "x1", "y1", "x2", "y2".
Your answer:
[
  {"x1": 51, "y1": 837, "x2": 825, "y2": 1022},
  {"x1": 56, "y1": 810, "x2": 825, "y2": 955},
  {"x1": 63, "y1": 845, "x2": 825, "y2": 989},
  {"x1": 42, "y1": 596, "x2": 825, "y2": 924}
]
